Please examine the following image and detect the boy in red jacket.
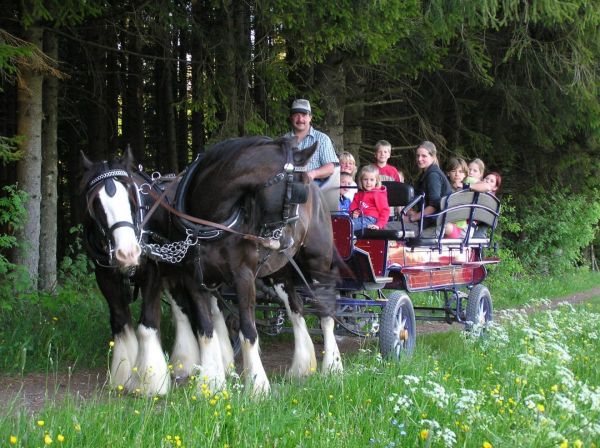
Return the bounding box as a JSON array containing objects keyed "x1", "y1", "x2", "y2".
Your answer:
[{"x1": 350, "y1": 165, "x2": 390, "y2": 231}]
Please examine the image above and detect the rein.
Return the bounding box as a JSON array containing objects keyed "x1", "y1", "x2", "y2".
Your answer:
[{"x1": 142, "y1": 186, "x2": 274, "y2": 247}]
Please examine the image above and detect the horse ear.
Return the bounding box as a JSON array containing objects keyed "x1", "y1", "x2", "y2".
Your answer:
[
  {"x1": 81, "y1": 151, "x2": 93, "y2": 169},
  {"x1": 293, "y1": 142, "x2": 319, "y2": 167},
  {"x1": 122, "y1": 146, "x2": 135, "y2": 169}
]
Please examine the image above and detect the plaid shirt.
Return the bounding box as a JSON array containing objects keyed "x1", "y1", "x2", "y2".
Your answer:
[{"x1": 284, "y1": 126, "x2": 339, "y2": 172}]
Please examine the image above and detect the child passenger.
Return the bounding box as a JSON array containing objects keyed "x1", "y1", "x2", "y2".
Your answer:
[
  {"x1": 466, "y1": 158, "x2": 485, "y2": 185},
  {"x1": 446, "y1": 157, "x2": 469, "y2": 192},
  {"x1": 371, "y1": 140, "x2": 404, "y2": 182},
  {"x1": 338, "y1": 151, "x2": 358, "y2": 201},
  {"x1": 350, "y1": 165, "x2": 390, "y2": 231},
  {"x1": 339, "y1": 172, "x2": 354, "y2": 212}
]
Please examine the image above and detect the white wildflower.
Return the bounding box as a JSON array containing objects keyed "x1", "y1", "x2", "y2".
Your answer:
[
  {"x1": 517, "y1": 353, "x2": 543, "y2": 367},
  {"x1": 553, "y1": 393, "x2": 576, "y2": 416}
]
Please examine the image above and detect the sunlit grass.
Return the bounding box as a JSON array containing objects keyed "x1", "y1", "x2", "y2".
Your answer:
[{"x1": 1, "y1": 298, "x2": 599, "y2": 447}]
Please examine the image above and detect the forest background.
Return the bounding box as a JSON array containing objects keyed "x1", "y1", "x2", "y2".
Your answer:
[{"x1": 1, "y1": 0, "x2": 599, "y2": 294}]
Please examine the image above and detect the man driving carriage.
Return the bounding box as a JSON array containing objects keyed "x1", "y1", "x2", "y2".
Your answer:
[{"x1": 284, "y1": 99, "x2": 339, "y2": 186}]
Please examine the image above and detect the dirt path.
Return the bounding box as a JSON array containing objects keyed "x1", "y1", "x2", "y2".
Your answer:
[{"x1": 2, "y1": 286, "x2": 599, "y2": 415}]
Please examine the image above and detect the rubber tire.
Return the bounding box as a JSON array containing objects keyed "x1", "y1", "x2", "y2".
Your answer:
[
  {"x1": 379, "y1": 291, "x2": 416, "y2": 360},
  {"x1": 465, "y1": 284, "x2": 493, "y2": 331}
]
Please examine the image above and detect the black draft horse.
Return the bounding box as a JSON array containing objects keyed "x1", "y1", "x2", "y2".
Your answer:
[
  {"x1": 81, "y1": 150, "x2": 226, "y2": 395},
  {"x1": 175, "y1": 136, "x2": 343, "y2": 395}
]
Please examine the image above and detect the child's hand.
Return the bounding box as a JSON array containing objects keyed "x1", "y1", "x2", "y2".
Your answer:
[{"x1": 367, "y1": 224, "x2": 379, "y2": 229}]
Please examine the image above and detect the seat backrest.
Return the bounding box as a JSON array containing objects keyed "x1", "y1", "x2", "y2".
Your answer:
[
  {"x1": 320, "y1": 165, "x2": 341, "y2": 212},
  {"x1": 437, "y1": 190, "x2": 500, "y2": 227},
  {"x1": 382, "y1": 181, "x2": 415, "y2": 207}
]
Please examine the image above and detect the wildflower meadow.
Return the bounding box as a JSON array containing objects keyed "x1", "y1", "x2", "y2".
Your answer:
[{"x1": 1, "y1": 295, "x2": 599, "y2": 447}]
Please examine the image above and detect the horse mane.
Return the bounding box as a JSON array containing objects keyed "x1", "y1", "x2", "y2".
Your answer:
[{"x1": 197, "y1": 136, "x2": 294, "y2": 170}]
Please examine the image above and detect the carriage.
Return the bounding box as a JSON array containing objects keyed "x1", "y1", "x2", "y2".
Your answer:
[
  {"x1": 219, "y1": 179, "x2": 501, "y2": 360},
  {"x1": 81, "y1": 138, "x2": 500, "y2": 396}
]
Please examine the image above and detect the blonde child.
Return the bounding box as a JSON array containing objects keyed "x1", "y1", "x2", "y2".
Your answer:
[
  {"x1": 446, "y1": 157, "x2": 468, "y2": 192},
  {"x1": 349, "y1": 165, "x2": 390, "y2": 231},
  {"x1": 465, "y1": 158, "x2": 485, "y2": 184},
  {"x1": 339, "y1": 151, "x2": 358, "y2": 179},
  {"x1": 371, "y1": 140, "x2": 403, "y2": 182}
]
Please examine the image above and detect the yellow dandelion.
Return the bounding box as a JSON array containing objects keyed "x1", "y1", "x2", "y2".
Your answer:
[
  {"x1": 483, "y1": 442, "x2": 493, "y2": 448},
  {"x1": 109, "y1": 341, "x2": 115, "y2": 348},
  {"x1": 304, "y1": 430, "x2": 311, "y2": 437},
  {"x1": 573, "y1": 440, "x2": 583, "y2": 448},
  {"x1": 178, "y1": 363, "x2": 183, "y2": 369},
  {"x1": 419, "y1": 429, "x2": 429, "y2": 441},
  {"x1": 57, "y1": 434, "x2": 65, "y2": 443},
  {"x1": 37, "y1": 420, "x2": 45, "y2": 427},
  {"x1": 536, "y1": 403, "x2": 545, "y2": 413},
  {"x1": 213, "y1": 411, "x2": 219, "y2": 417},
  {"x1": 210, "y1": 399, "x2": 217, "y2": 406},
  {"x1": 192, "y1": 395, "x2": 197, "y2": 401},
  {"x1": 117, "y1": 385, "x2": 124, "y2": 391},
  {"x1": 132, "y1": 367, "x2": 138, "y2": 372},
  {"x1": 292, "y1": 399, "x2": 298, "y2": 405},
  {"x1": 328, "y1": 394, "x2": 334, "y2": 399},
  {"x1": 560, "y1": 440, "x2": 568, "y2": 448},
  {"x1": 310, "y1": 367, "x2": 316, "y2": 372},
  {"x1": 44, "y1": 434, "x2": 53, "y2": 445},
  {"x1": 168, "y1": 364, "x2": 173, "y2": 371},
  {"x1": 73, "y1": 424, "x2": 81, "y2": 432},
  {"x1": 551, "y1": 384, "x2": 559, "y2": 393},
  {"x1": 10, "y1": 435, "x2": 17, "y2": 445},
  {"x1": 52, "y1": 317, "x2": 58, "y2": 322},
  {"x1": 166, "y1": 435, "x2": 173, "y2": 441},
  {"x1": 134, "y1": 410, "x2": 140, "y2": 415}
]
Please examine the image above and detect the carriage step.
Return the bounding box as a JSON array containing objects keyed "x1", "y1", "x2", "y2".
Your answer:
[{"x1": 375, "y1": 276, "x2": 393, "y2": 284}]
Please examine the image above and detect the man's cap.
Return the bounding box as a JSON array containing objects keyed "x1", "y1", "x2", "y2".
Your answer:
[{"x1": 291, "y1": 99, "x2": 311, "y2": 115}]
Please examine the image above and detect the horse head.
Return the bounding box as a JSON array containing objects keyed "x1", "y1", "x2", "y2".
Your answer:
[
  {"x1": 250, "y1": 137, "x2": 317, "y2": 249},
  {"x1": 81, "y1": 148, "x2": 142, "y2": 270}
]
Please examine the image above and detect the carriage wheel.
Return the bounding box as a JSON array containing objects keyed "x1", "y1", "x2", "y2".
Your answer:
[
  {"x1": 465, "y1": 284, "x2": 493, "y2": 332},
  {"x1": 379, "y1": 291, "x2": 416, "y2": 360}
]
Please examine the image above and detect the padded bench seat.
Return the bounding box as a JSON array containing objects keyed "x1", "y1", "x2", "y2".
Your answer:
[
  {"x1": 405, "y1": 237, "x2": 490, "y2": 248},
  {"x1": 354, "y1": 228, "x2": 416, "y2": 240}
]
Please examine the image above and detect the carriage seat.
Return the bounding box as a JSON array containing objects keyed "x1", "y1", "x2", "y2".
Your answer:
[
  {"x1": 406, "y1": 190, "x2": 500, "y2": 249},
  {"x1": 350, "y1": 182, "x2": 417, "y2": 240}
]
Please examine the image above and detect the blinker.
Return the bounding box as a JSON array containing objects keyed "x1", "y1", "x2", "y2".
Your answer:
[
  {"x1": 289, "y1": 182, "x2": 308, "y2": 204},
  {"x1": 104, "y1": 177, "x2": 117, "y2": 197}
]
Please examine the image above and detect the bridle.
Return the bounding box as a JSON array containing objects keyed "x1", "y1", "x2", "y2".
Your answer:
[
  {"x1": 258, "y1": 144, "x2": 308, "y2": 243},
  {"x1": 85, "y1": 164, "x2": 144, "y2": 267}
]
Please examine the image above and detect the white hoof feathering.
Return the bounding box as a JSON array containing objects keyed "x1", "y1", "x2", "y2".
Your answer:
[
  {"x1": 110, "y1": 324, "x2": 138, "y2": 389},
  {"x1": 196, "y1": 334, "x2": 227, "y2": 392},
  {"x1": 168, "y1": 295, "x2": 201, "y2": 380},
  {"x1": 273, "y1": 284, "x2": 316, "y2": 377},
  {"x1": 130, "y1": 325, "x2": 171, "y2": 396},
  {"x1": 321, "y1": 316, "x2": 343, "y2": 373},
  {"x1": 210, "y1": 296, "x2": 235, "y2": 374},
  {"x1": 240, "y1": 333, "x2": 270, "y2": 396}
]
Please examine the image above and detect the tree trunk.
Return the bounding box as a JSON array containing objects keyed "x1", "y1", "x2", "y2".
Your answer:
[
  {"x1": 39, "y1": 29, "x2": 58, "y2": 292},
  {"x1": 343, "y1": 64, "x2": 365, "y2": 161},
  {"x1": 191, "y1": 1, "x2": 205, "y2": 153},
  {"x1": 123, "y1": 33, "x2": 145, "y2": 163},
  {"x1": 315, "y1": 52, "x2": 345, "y2": 152},
  {"x1": 15, "y1": 25, "x2": 44, "y2": 288},
  {"x1": 176, "y1": 25, "x2": 189, "y2": 166}
]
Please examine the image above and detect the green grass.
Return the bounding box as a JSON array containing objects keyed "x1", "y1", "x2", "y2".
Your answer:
[{"x1": 1, "y1": 296, "x2": 599, "y2": 447}]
